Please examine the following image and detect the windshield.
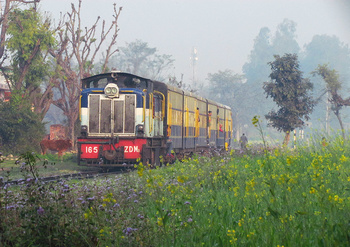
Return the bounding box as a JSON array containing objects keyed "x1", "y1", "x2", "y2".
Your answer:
[{"x1": 82, "y1": 73, "x2": 148, "y2": 90}]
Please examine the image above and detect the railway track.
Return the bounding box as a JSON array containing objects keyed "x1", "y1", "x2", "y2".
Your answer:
[{"x1": 1, "y1": 167, "x2": 133, "y2": 187}]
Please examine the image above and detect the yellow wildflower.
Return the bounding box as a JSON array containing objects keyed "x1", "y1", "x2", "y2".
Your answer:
[
  {"x1": 157, "y1": 217, "x2": 163, "y2": 226},
  {"x1": 309, "y1": 187, "x2": 316, "y2": 194},
  {"x1": 177, "y1": 176, "x2": 185, "y2": 183}
]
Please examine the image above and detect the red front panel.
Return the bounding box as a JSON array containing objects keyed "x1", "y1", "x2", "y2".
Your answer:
[
  {"x1": 80, "y1": 143, "x2": 100, "y2": 159},
  {"x1": 79, "y1": 139, "x2": 147, "y2": 160}
]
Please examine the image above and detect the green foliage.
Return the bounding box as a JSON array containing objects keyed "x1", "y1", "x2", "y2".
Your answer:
[
  {"x1": 16, "y1": 151, "x2": 49, "y2": 179},
  {"x1": 301, "y1": 35, "x2": 350, "y2": 86},
  {"x1": 264, "y1": 54, "x2": 314, "y2": 134},
  {"x1": 313, "y1": 64, "x2": 341, "y2": 95},
  {"x1": 7, "y1": 8, "x2": 55, "y2": 90},
  {"x1": 312, "y1": 64, "x2": 349, "y2": 138},
  {"x1": 0, "y1": 97, "x2": 45, "y2": 154},
  {"x1": 241, "y1": 20, "x2": 301, "y2": 136},
  {"x1": 243, "y1": 27, "x2": 272, "y2": 84},
  {"x1": 272, "y1": 19, "x2": 300, "y2": 55},
  {"x1": 205, "y1": 70, "x2": 248, "y2": 132},
  {"x1": 300, "y1": 35, "x2": 350, "y2": 131},
  {"x1": 206, "y1": 70, "x2": 244, "y2": 106}
]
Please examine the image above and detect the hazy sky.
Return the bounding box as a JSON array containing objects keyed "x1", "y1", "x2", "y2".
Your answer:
[{"x1": 40, "y1": 0, "x2": 350, "y2": 84}]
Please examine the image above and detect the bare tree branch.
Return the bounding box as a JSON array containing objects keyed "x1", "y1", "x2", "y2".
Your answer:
[{"x1": 48, "y1": 0, "x2": 122, "y2": 145}]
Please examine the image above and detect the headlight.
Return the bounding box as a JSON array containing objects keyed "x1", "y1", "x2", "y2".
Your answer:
[
  {"x1": 136, "y1": 124, "x2": 144, "y2": 133},
  {"x1": 105, "y1": 87, "x2": 112, "y2": 94},
  {"x1": 81, "y1": 125, "x2": 88, "y2": 137},
  {"x1": 136, "y1": 124, "x2": 144, "y2": 136},
  {"x1": 104, "y1": 83, "x2": 119, "y2": 98}
]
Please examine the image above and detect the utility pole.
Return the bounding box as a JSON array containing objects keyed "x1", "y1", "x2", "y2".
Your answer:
[
  {"x1": 326, "y1": 91, "x2": 330, "y2": 135},
  {"x1": 190, "y1": 47, "x2": 198, "y2": 86}
]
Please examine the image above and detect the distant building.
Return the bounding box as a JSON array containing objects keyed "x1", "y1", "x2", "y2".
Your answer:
[
  {"x1": 0, "y1": 73, "x2": 10, "y2": 102},
  {"x1": 50, "y1": 124, "x2": 68, "y2": 140}
]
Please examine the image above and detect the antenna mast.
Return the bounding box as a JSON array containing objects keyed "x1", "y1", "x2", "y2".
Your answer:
[{"x1": 190, "y1": 47, "x2": 198, "y2": 86}]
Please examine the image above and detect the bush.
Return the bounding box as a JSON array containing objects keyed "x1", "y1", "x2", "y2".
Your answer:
[{"x1": 0, "y1": 97, "x2": 45, "y2": 154}]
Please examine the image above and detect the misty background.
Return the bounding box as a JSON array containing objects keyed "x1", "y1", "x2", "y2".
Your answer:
[{"x1": 40, "y1": 0, "x2": 350, "y2": 143}]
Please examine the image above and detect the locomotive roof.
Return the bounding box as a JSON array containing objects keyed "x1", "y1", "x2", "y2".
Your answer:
[
  {"x1": 82, "y1": 71, "x2": 231, "y2": 110},
  {"x1": 81, "y1": 71, "x2": 150, "y2": 83}
]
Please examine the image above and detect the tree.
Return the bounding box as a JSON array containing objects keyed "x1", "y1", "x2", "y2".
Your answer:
[
  {"x1": 109, "y1": 39, "x2": 174, "y2": 81},
  {"x1": 6, "y1": 7, "x2": 55, "y2": 118},
  {"x1": 301, "y1": 35, "x2": 350, "y2": 83},
  {"x1": 264, "y1": 54, "x2": 314, "y2": 145},
  {"x1": 272, "y1": 19, "x2": 300, "y2": 56},
  {"x1": 243, "y1": 27, "x2": 272, "y2": 85},
  {"x1": 242, "y1": 20, "x2": 301, "y2": 136},
  {"x1": 242, "y1": 27, "x2": 275, "y2": 132},
  {"x1": 301, "y1": 35, "x2": 350, "y2": 131},
  {"x1": 48, "y1": 0, "x2": 122, "y2": 145},
  {"x1": 312, "y1": 64, "x2": 350, "y2": 139},
  {"x1": 207, "y1": 70, "x2": 244, "y2": 107},
  {"x1": 206, "y1": 70, "x2": 245, "y2": 137},
  {"x1": 0, "y1": 96, "x2": 45, "y2": 154},
  {"x1": 0, "y1": 0, "x2": 40, "y2": 70}
]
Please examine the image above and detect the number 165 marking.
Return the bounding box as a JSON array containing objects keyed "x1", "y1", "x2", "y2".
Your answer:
[{"x1": 86, "y1": 146, "x2": 98, "y2": 153}]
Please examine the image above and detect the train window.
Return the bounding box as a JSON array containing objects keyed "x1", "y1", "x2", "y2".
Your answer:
[
  {"x1": 122, "y1": 77, "x2": 147, "y2": 89},
  {"x1": 83, "y1": 74, "x2": 148, "y2": 90},
  {"x1": 84, "y1": 78, "x2": 109, "y2": 89}
]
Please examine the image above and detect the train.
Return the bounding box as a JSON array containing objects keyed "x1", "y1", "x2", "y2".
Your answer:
[{"x1": 77, "y1": 71, "x2": 233, "y2": 167}]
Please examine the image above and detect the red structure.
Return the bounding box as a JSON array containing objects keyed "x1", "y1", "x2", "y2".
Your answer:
[
  {"x1": 40, "y1": 124, "x2": 71, "y2": 157},
  {"x1": 0, "y1": 83, "x2": 10, "y2": 102},
  {"x1": 49, "y1": 124, "x2": 68, "y2": 140}
]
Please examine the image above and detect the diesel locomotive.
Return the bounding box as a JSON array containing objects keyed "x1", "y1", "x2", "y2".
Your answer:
[{"x1": 77, "y1": 71, "x2": 232, "y2": 167}]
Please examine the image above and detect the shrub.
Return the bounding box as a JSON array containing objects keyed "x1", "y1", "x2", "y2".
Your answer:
[{"x1": 0, "y1": 97, "x2": 45, "y2": 154}]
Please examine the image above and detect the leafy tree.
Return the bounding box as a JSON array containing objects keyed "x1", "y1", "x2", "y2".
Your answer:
[
  {"x1": 0, "y1": 95, "x2": 45, "y2": 154},
  {"x1": 301, "y1": 35, "x2": 350, "y2": 130},
  {"x1": 242, "y1": 27, "x2": 275, "y2": 130},
  {"x1": 264, "y1": 54, "x2": 314, "y2": 145},
  {"x1": 312, "y1": 64, "x2": 350, "y2": 139},
  {"x1": 0, "y1": 0, "x2": 40, "y2": 69},
  {"x1": 206, "y1": 70, "x2": 246, "y2": 137},
  {"x1": 243, "y1": 27, "x2": 273, "y2": 85},
  {"x1": 207, "y1": 70, "x2": 244, "y2": 106},
  {"x1": 48, "y1": 0, "x2": 122, "y2": 145},
  {"x1": 301, "y1": 35, "x2": 350, "y2": 82},
  {"x1": 6, "y1": 7, "x2": 55, "y2": 118},
  {"x1": 242, "y1": 20, "x2": 301, "y2": 136},
  {"x1": 109, "y1": 39, "x2": 174, "y2": 81},
  {"x1": 272, "y1": 19, "x2": 300, "y2": 56}
]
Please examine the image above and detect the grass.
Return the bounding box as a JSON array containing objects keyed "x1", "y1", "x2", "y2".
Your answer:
[
  {"x1": 0, "y1": 152, "x2": 99, "y2": 180},
  {"x1": 1, "y1": 134, "x2": 350, "y2": 246}
]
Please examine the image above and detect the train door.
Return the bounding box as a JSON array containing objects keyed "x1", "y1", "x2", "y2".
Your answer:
[
  {"x1": 224, "y1": 108, "x2": 232, "y2": 148},
  {"x1": 207, "y1": 102, "x2": 217, "y2": 147},
  {"x1": 153, "y1": 94, "x2": 163, "y2": 137},
  {"x1": 217, "y1": 107, "x2": 225, "y2": 147},
  {"x1": 183, "y1": 95, "x2": 196, "y2": 149},
  {"x1": 167, "y1": 88, "x2": 183, "y2": 149},
  {"x1": 196, "y1": 99, "x2": 206, "y2": 147}
]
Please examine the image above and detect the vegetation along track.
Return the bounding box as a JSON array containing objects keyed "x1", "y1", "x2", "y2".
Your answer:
[{"x1": 1, "y1": 167, "x2": 132, "y2": 187}]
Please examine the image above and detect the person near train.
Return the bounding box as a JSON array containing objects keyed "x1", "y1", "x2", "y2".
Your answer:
[{"x1": 240, "y1": 133, "x2": 248, "y2": 150}]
